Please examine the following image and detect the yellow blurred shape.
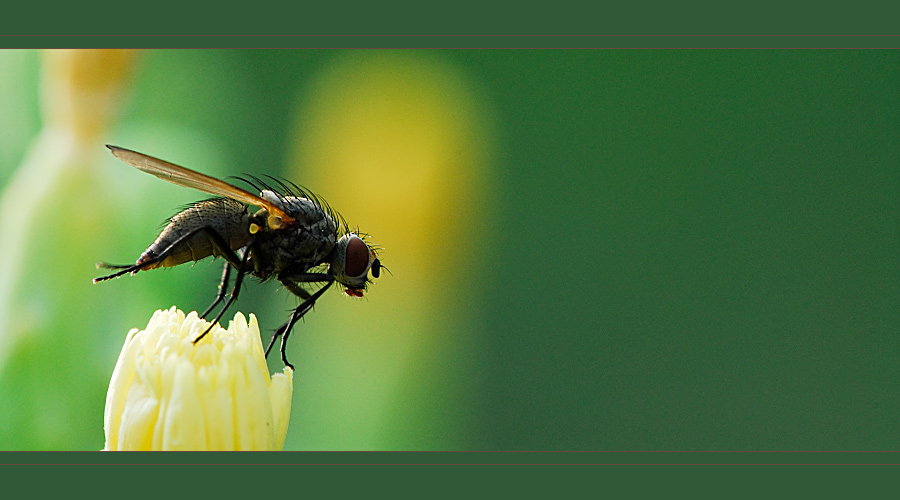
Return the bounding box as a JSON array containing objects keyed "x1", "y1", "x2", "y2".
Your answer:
[
  {"x1": 0, "y1": 50, "x2": 137, "y2": 366},
  {"x1": 41, "y1": 49, "x2": 136, "y2": 141},
  {"x1": 287, "y1": 51, "x2": 494, "y2": 449},
  {"x1": 293, "y1": 51, "x2": 491, "y2": 306}
]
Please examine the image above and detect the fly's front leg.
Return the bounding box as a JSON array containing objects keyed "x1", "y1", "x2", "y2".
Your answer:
[
  {"x1": 264, "y1": 273, "x2": 331, "y2": 356},
  {"x1": 263, "y1": 280, "x2": 311, "y2": 358},
  {"x1": 265, "y1": 273, "x2": 334, "y2": 370}
]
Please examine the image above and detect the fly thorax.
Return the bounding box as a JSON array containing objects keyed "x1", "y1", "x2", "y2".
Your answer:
[{"x1": 255, "y1": 191, "x2": 338, "y2": 274}]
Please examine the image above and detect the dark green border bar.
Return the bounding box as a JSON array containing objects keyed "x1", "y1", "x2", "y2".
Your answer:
[
  {"x1": 2, "y1": 35, "x2": 899, "y2": 49},
  {"x1": 4, "y1": 451, "x2": 900, "y2": 465}
]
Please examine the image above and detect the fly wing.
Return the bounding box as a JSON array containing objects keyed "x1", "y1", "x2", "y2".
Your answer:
[{"x1": 106, "y1": 145, "x2": 294, "y2": 225}]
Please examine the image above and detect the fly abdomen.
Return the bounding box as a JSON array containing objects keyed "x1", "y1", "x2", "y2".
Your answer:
[{"x1": 137, "y1": 198, "x2": 251, "y2": 270}]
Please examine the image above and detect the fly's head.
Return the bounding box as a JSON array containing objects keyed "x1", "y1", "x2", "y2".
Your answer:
[{"x1": 330, "y1": 233, "x2": 382, "y2": 297}]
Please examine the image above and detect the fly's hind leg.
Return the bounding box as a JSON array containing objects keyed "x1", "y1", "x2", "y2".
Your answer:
[
  {"x1": 93, "y1": 226, "x2": 245, "y2": 283},
  {"x1": 93, "y1": 225, "x2": 253, "y2": 344}
]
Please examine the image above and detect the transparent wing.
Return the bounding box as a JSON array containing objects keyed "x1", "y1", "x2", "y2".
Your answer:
[{"x1": 106, "y1": 145, "x2": 294, "y2": 225}]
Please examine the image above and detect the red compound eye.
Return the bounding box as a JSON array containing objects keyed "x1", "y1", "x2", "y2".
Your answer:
[{"x1": 344, "y1": 236, "x2": 370, "y2": 277}]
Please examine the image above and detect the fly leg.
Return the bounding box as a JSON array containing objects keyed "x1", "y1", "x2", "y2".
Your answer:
[
  {"x1": 200, "y1": 262, "x2": 232, "y2": 318},
  {"x1": 93, "y1": 226, "x2": 245, "y2": 282},
  {"x1": 193, "y1": 247, "x2": 253, "y2": 344},
  {"x1": 94, "y1": 226, "x2": 252, "y2": 343},
  {"x1": 265, "y1": 273, "x2": 334, "y2": 370}
]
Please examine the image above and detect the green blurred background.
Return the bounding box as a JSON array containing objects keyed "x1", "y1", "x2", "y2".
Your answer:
[{"x1": 0, "y1": 49, "x2": 898, "y2": 450}]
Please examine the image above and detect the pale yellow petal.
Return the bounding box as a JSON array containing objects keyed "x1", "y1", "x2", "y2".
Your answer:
[
  {"x1": 103, "y1": 307, "x2": 293, "y2": 451},
  {"x1": 270, "y1": 367, "x2": 294, "y2": 450},
  {"x1": 116, "y1": 377, "x2": 159, "y2": 451},
  {"x1": 228, "y1": 342, "x2": 275, "y2": 450},
  {"x1": 160, "y1": 358, "x2": 208, "y2": 450},
  {"x1": 103, "y1": 327, "x2": 139, "y2": 451},
  {"x1": 195, "y1": 363, "x2": 236, "y2": 450}
]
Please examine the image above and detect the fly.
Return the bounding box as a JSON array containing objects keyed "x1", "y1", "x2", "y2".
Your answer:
[{"x1": 93, "y1": 145, "x2": 383, "y2": 369}]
